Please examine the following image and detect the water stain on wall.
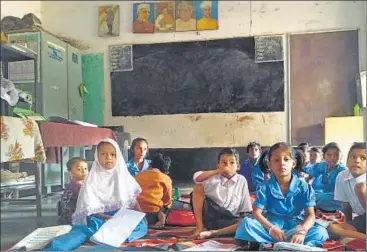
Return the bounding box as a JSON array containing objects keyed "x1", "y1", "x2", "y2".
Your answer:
[
  {"x1": 236, "y1": 115, "x2": 255, "y2": 126},
  {"x1": 204, "y1": 135, "x2": 215, "y2": 145},
  {"x1": 262, "y1": 114, "x2": 266, "y2": 124},
  {"x1": 186, "y1": 115, "x2": 202, "y2": 122},
  {"x1": 259, "y1": 3, "x2": 267, "y2": 14}
]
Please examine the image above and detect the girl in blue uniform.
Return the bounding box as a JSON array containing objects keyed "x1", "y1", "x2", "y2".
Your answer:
[
  {"x1": 239, "y1": 142, "x2": 264, "y2": 192},
  {"x1": 309, "y1": 147, "x2": 322, "y2": 165},
  {"x1": 304, "y1": 142, "x2": 346, "y2": 211},
  {"x1": 297, "y1": 143, "x2": 311, "y2": 167},
  {"x1": 235, "y1": 142, "x2": 328, "y2": 247},
  {"x1": 127, "y1": 137, "x2": 151, "y2": 177}
]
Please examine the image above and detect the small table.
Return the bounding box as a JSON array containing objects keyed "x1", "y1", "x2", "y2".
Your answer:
[
  {"x1": 39, "y1": 122, "x2": 117, "y2": 191},
  {"x1": 0, "y1": 116, "x2": 46, "y2": 218},
  {"x1": 1, "y1": 118, "x2": 117, "y2": 219}
]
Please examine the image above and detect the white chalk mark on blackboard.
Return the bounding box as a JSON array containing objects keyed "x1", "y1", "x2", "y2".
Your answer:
[
  {"x1": 255, "y1": 36, "x2": 283, "y2": 63},
  {"x1": 109, "y1": 45, "x2": 133, "y2": 72}
]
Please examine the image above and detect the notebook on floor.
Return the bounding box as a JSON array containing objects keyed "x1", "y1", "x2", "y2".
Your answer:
[
  {"x1": 183, "y1": 240, "x2": 240, "y2": 251},
  {"x1": 90, "y1": 209, "x2": 145, "y2": 248},
  {"x1": 8, "y1": 225, "x2": 72, "y2": 251},
  {"x1": 273, "y1": 242, "x2": 327, "y2": 251}
]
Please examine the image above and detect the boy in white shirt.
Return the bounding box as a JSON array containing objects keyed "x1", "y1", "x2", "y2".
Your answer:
[
  {"x1": 328, "y1": 142, "x2": 366, "y2": 240},
  {"x1": 188, "y1": 148, "x2": 253, "y2": 239}
]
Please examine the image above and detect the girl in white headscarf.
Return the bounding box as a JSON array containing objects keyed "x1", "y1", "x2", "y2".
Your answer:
[{"x1": 72, "y1": 138, "x2": 143, "y2": 225}]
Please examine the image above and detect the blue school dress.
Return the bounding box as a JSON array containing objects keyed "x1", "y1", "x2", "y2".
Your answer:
[
  {"x1": 45, "y1": 210, "x2": 147, "y2": 251},
  {"x1": 305, "y1": 161, "x2": 346, "y2": 211},
  {"x1": 127, "y1": 158, "x2": 151, "y2": 177},
  {"x1": 239, "y1": 158, "x2": 264, "y2": 192},
  {"x1": 303, "y1": 163, "x2": 314, "y2": 174},
  {"x1": 235, "y1": 175, "x2": 328, "y2": 247}
]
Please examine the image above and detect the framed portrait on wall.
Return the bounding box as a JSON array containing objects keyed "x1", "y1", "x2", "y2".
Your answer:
[
  {"x1": 154, "y1": 2, "x2": 175, "y2": 33},
  {"x1": 196, "y1": 1, "x2": 218, "y2": 31},
  {"x1": 98, "y1": 5, "x2": 120, "y2": 37},
  {"x1": 175, "y1": 1, "x2": 196, "y2": 32},
  {"x1": 133, "y1": 3, "x2": 154, "y2": 33}
]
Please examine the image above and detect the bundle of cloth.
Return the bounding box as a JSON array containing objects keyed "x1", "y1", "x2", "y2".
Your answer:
[{"x1": 1, "y1": 13, "x2": 41, "y2": 33}]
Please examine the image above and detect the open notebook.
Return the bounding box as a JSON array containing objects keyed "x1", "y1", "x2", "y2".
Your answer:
[
  {"x1": 184, "y1": 240, "x2": 240, "y2": 251},
  {"x1": 90, "y1": 209, "x2": 146, "y2": 248},
  {"x1": 8, "y1": 225, "x2": 72, "y2": 251},
  {"x1": 273, "y1": 242, "x2": 327, "y2": 251}
]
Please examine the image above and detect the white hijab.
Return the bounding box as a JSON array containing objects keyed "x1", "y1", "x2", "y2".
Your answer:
[{"x1": 72, "y1": 138, "x2": 142, "y2": 225}]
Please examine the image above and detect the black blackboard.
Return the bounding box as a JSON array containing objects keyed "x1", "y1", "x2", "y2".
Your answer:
[
  {"x1": 255, "y1": 36, "x2": 283, "y2": 63},
  {"x1": 109, "y1": 45, "x2": 133, "y2": 72},
  {"x1": 111, "y1": 37, "x2": 284, "y2": 116},
  {"x1": 149, "y1": 146, "x2": 250, "y2": 183},
  {"x1": 149, "y1": 146, "x2": 271, "y2": 184}
]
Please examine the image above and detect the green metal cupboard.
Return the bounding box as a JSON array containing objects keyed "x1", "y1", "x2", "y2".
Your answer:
[{"x1": 7, "y1": 31, "x2": 83, "y2": 193}]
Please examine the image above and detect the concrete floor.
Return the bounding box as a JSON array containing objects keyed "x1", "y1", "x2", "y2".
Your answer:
[{"x1": 1, "y1": 193, "x2": 62, "y2": 250}]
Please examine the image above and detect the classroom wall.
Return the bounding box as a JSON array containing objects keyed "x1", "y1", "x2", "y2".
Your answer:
[
  {"x1": 38, "y1": 1, "x2": 367, "y2": 148},
  {"x1": 290, "y1": 30, "x2": 360, "y2": 146},
  {"x1": 0, "y1": 1, "x2": 42, "y2": 19}
]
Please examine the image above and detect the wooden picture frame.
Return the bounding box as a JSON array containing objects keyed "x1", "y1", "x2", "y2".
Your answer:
[{"x1": 98, "y1": 5, "x2": 120, "y2": 37}]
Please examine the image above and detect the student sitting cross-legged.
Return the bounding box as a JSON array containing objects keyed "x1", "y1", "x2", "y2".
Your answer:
[
  {"x1": 58, "y1": 157, "x2": 88, "y2": 225},
  {"x1": 235, "y1": 142, "x2": 329, "y2": 247},
  {"x1": 127, "y1": 137, "x2": 151, "y2": 177},
  {"x1": 136, "y1": 153, "x2": 173, "y2": 228},
  {"x1": 238, "y1": 141, "x2": 265, "y2": 193},
  {"x1": 304, "y1": 142, "x2": 347, "y2": 211},
  {"x1": 309, "y1": 147, "x2": 322, "y2": 165},
  {"x1": 188, "y1": 147, "x2": 253, "y2": 239},
  {"x1": 327, "y1": 142, "x2": 366, "y2": 240},
  {"x1": 72, "y1": 139, "x2": 146, "y2": 236}
]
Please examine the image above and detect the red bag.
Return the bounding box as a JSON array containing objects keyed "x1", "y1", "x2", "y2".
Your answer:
[
  {"x1": 316, "y1": 210, "x2": 345, "y2": 224},
  {"x1": 166, "y1": 209, "x2": 196, "y2": 226},
  {"x1": 166, "y1": 200, "x2": 196, "y2": 226}
]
